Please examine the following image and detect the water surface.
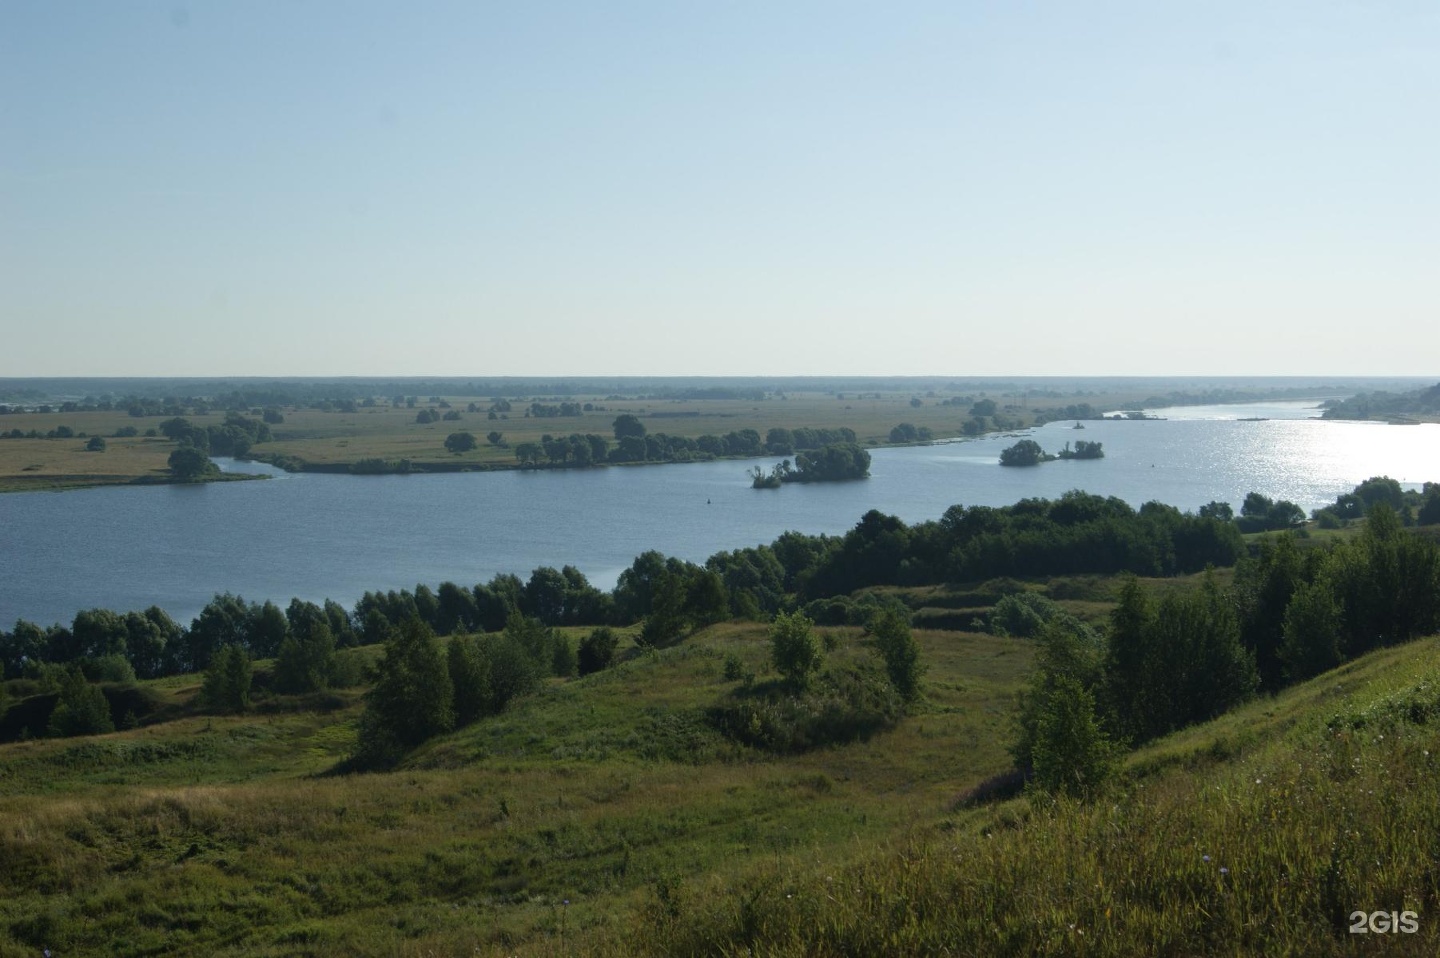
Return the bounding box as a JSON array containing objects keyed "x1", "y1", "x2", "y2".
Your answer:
[{"x1": 3, "y1": 402, "x2": 1436, "y2": 627}]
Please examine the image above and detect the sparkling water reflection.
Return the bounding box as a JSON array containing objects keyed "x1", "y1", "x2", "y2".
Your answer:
[{"x1": 2, "y1": 403, "x2": 1436, "y2": 627}]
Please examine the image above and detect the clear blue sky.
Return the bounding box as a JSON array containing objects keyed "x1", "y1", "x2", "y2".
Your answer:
[{"x1": 2, "y1": 1, "x2": 1436, "y2": 377}]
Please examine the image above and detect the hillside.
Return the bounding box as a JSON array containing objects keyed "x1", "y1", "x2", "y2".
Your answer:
[{"x1": 3, "y1": 583, "x2": 1439, "y2": 955}]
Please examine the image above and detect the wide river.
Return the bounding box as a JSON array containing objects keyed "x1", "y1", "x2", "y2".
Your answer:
[{"x1": 3, "y1": 401, "x2": 1438, "y2": 628}]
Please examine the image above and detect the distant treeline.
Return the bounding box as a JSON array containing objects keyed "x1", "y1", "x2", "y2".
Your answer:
[
  {"x1": 1322, "y1": 382, "x2": 1440, "y2": 421},
  {"x1": 1, "y1": 489, "x2": 1247, "y2": 682}
]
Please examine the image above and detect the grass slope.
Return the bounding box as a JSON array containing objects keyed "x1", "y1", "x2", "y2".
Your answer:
[{"x1": 5, "y1": 613, "x2": 1438, "y2": 956}]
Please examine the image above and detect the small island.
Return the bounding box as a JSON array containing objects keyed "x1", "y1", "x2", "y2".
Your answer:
[
  {"x1": 751, "y1": 442, "x2": 871, "y2": 487},
  {"x1": 999, "y1": 438, "x2": 1104, "y2": 467}
]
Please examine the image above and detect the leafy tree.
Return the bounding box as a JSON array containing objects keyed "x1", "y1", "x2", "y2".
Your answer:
[
  {"x1": 486, "y1": 430, "x2": 504, "y2": 446},
  {"x1": 444, "y1": 431, "x2": 478, "y2": 453},
  {"x1": 274, "y1": 623, "x2": 336, "y2": 694},
  {"x1": 970, "y1": 399, "x2": 997, "y2": 417},
  {"x1": 356, "y1": 617, "x2": 454, "y2": 763},
  {"x1": 1029, "y1": 675, "x2": 1118, "y2": 799},
  {"x1": 168, "y1": 446, "x2": 217, "y2": 480},
  {"x1": 48, "y1": 668, "x2": 115, "y2": 737},
  {"x1": 577, "y1": 627, "x2": 619, "y2": 675},
  {"x1": 1279, "y1": 575, "x2": 1342, "y2": 682},
  {"x1": 770, "y1": 611, "x2": 822, "y2": 689},
  {"x1": 85, "y1": 436, "x2": 107, "y2": 452},
  {"x1": 182, "y1": 593, "x2": 250, "y2": 672},
  {"x1": 1198, "y1": 501, "x2": 1234, "y2": 521},
  {"x1": 998, "y1": 440, "x2": 1050, "y2": 467},
  {"x1": 613, "y1": 414, "x2": 646, "y2": 440},
  {"x1": 867, "y1": 608, "x2": 924, "y2": 702},
  {"x1": 447, "y1": 634, "x2": 492, "y2": 725},
  {"x1": 262, "y1": 408, "x2": 285, "y2": 424},
  {"x1": 247, "y1": 600, "x2": 289, "y2": 659},
  {"x1": 200, "y1": 644, "x2": 253, "y2": 714}
]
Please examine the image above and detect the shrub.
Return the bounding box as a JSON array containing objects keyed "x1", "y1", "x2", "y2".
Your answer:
[
  {"x1": 48, "y1": 669, "x2": 114, "y2": 737},
  {"x1": 578, "y1": 627, "x2": 619, "y2": 676},
  {"x1": 770, "y1": 611, "x2": 822, "y2": 689},
  {"x1": 200, "y1": 644, "x2": 252, "y2": 714},
  {"x1": 867, "y1": 608, "x2": 924, "y2": 702}
]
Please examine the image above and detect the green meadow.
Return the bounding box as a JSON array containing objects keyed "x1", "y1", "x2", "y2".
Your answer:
[
  {"x1": 0, "y1": 384, "x2": 1147, "y2": 491},
  {"x1": 3, "y1": 571, "x2": 1438, "y2": 956}
]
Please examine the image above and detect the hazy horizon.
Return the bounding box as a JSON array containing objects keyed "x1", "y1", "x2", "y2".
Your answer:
[{"x1": 4, "y1": 2, "x2": 1437, "y2": 377}]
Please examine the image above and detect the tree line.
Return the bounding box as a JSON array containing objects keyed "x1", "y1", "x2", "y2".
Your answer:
[
  {"x1": 0, "y1": 489, "x2": 1249, "y2": 686},
  {"x1": 1013, "y1": 498, "x2": 1440, "y2": 799}
]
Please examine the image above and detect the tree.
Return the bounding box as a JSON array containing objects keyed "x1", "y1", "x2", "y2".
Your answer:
[
  {"x1": 1279, "y1": 576, "x2": 1342, "y2": 682},
  {"x1": 448, "y1": 634, "x2": 492, "y2": 725},
  {"x1": 613, "y1": 414, "x2": 646, "y2": 440},
  {"x1": 1029, "y1": 675, "x2": 1118, "y2": 799},
  {"x1": 48, "y1": 668, "x2": 115, "y2": 737},
  {"x1": 86, "y1": 436, "x2": 107, "y2": 452},
  {"x1": 355, "y1": 617, "x2": 454, "y2": 764},
  {"x1": 578, "y1": 627, "x2": 619, "y2": 675},
  {"x1": 168, "y1": 446, "x2": 217, "y2": 480},
  {"x1": 770, "y1": 611, "x2": 822, "y2": 689},
  {"x1": 200, "y1": 644, "x2": 253, "y2": 714},
  {"x1": 868, "y1": 608, "x2": 924, "y2": 702},
  {"x1": 999, "y1": 440, "x2": 1050, "y2": 467},
  {"x1": 274, "y1": 623, "x2": 336, "y2": 694},
  {"x1": 444, "y1": 431, "x2": 477, "y2": 453},
  {"x1": 486, "y1": 430, "x2": 504, "y2": 446},
  {"x1": 1198, "y1": 501, "x2": 1233, "y2": 521}
]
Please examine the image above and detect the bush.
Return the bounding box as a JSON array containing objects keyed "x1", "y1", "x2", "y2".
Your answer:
[
  {"x1": 867, "y1": 608, "x2": 924, "y2": 702},
  {"x1": 353, "y1": 618, "x2": 453, "y2": 766},
  {"x1": 1029, "y1": 675, "x2": 1118, "y2": 799},
  {"x1": 48, "y1": 669, "x2": 115, "y2": 738},
  {"x1": 200, "y1": 644, "x2": 252, "y2": 714},
  {"x1": 578, "y1": 627, "x2": 619, "y2": 676},
  {"x1": 710, "y1": 665, "x2": 902, "y2": 753},
  {"x1": 770, "y1": 611, "x2": 822, "y2": 689}
]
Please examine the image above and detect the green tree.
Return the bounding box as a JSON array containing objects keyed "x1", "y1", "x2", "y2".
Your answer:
[
  {"x1": 867, "y1": 608, "x2": 924, "y2": 702},
  {"x1": 48, "y1": 668, "x2": 115, "y2": 737},
  {"x1": 1279, "y1": 575, "x2": 1342, "y2": 682},
  {"x1": 1029, "y1": 675, "x2": 1118, "y2": 799},
  {"x1": 613, "y1": 414, "x2": 646, "y2": 440},
  {"x1": 770, "y1": 611, "x2": 822, "y2": 689},
  {"x1": 200, "y1": 644, "x2": 253, "y2": 714},
  {"x1": 999, "y1": 439, "x2": 1049, "y2": 467},
  {"x1": 85, "y1": 436, "x2": 107, "y2": 452},
  {"x1": 274, "y1": 623, "x2": 336, "y2": 694},
  {"x1": 486, "y1": 430, "x2": 504, "y2": 446},
  {"x1": 168, "y1": 446, "x2": 217, "y2": 480},
  {"x1": 447, "y1": 633, "x2": 492, "y2": 725},
  {"x1": 577, "y1": 627, "x2": 619, "y2": 676},
  {"x1": 356, "y1": 617, "x2": 454, "y2": 764},
  {"x1": 444, "y1": 431, "x2": 478, "y2": 453}
]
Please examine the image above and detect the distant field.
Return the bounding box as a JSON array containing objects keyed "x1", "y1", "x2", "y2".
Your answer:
[{"x1": 0, "y1": 384, "x2": 1145, "y2": 490}]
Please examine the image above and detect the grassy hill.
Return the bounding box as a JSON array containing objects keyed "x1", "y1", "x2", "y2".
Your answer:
[{"x1": 3, "y1": 595, "x2": 1439, "y2": 955}]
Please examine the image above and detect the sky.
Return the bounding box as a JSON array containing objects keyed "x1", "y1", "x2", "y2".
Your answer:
[{"x1": 1, "y1": 1, "x2": 1437, "y2": 378}]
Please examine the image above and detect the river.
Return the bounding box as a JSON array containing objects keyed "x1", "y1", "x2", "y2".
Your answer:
[{"x1": 2, "y1": 401, "x2": 1437, "y2": 627}]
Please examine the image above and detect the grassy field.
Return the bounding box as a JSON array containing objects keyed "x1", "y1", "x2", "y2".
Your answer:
[
  {"x1": 0, "y1": 384, "x2": 1176, "y2": 491},
  {"x1": 4, "y1": 569, "x2": 1438, "y2": 955}
]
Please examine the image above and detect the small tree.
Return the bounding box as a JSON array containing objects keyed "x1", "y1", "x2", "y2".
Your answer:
[
  {"x1": 48, "y1": 668, "x2": 114, "y2": 737},
  {"x1": 355, "y1": 617, "x2": 454, "y2": 765},
  {"x1": 770, "y1": 611, "x2": 822, "y2": 689},
  {"x1": 200, "y1": 644, "x2": 252, "y2": 714},
  {"x1": 868, "y1": 608, "x2": 924, "y2": 702},
  {"x1": 274, "y1": 623, "x2": 336, "y2": 694},
  {"x1": 448, "y1": 634, "x2": 492, "y2": 725},
  {"x1": 577, "y1": 627, "x2": 619, "y2": 675},
  {"x1": 1029, "y1": 675, "x2": 1118, "y2": 799},
  {"x1": 86, "y1": 436, "x2": 107, "y2": 452},
  {"x1": 444, "y1": 431, "x2": 478, "y2": 453},
  {"x1": 168, "y1": 446, "x2": 217, "y2": 480}
]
